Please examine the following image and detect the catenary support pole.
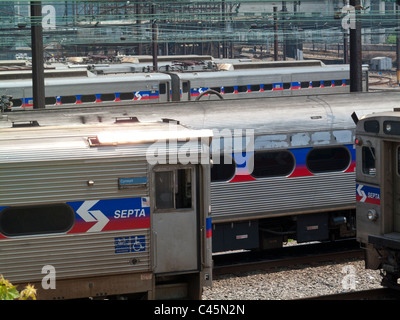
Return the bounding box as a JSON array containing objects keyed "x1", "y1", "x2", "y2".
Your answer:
[
  {"x1": 349, "y1": 0, "x2": 362, "y2": 92},
  {"x1": 31, "y1": 1, "x2": 45, "y2": 109}
]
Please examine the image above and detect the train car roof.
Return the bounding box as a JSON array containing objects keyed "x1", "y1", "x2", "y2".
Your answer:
[
  {"x1": 172, "y1": 64, "x2": 350, "y2": 80},
  {"x1": 223, "y1": 60, "x2": 325, "y2": 70},
  {"x1": 0, "y1": 72, "x2": 172, "y2": 90},
  {"x1": 358, "y1": 110, "x2": 400, "y2": 120},
  {"x1": 355, "y1": 109, "x2": 400, "y2": 141},
  {"x1": 0, "y1": 120, "x2": 212, "y2": 163},
  {"x1": 0, "y1": 68, "x2": 89, "y2": 80},
  {"x1": 2, "y1": 92, "x2": 399, "y2": 135}
]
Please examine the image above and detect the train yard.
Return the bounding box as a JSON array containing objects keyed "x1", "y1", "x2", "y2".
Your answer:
[
  {"x1": 1, "y1": 88, "x2": 397, "y2": 300},
  {"x1": 5, "y1": 0, "x2": 400, "y2": 305},
  {"x1": 1, "y1": 27, "x2": 400, "y2": 302},
  {"x1": 204, "y1": 244, "x2": 384, "y2": 300},
  {"x1": 212, "y1": 240, "x2": 363, "y2": 276}
]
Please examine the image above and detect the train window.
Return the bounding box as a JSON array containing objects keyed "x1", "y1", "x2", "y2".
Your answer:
[
  {"x1": 210, "y1": 87, "x2": 221, "y2": 93},
  {"x1": 175, "y1": 169, "x2": 192, "y2": 209},
  {"x1": 251, "y1": 151, "x2": 294, "y2": 178},
  {"x1": 224, "y1": 86, "x2": 235, "y2": 94},
  {"x1": 155, "y1": 171, "x2": 174, "y2": 210},
  {"x1": 384, "y1": 121, "x2": 400, "y2": 135},
  {"x1": 0, "y1": 204, "x2": 74, "y2": 237},
  {"x1": 45, "y1": 97, "x2": 56, "y2": 105},
  {"x1": 323, "y1": 80, "x2": 332, "y2": 87},
  {"x1": 263, "y1": 84, "x2": 273, "y2": 91},
  {"x1": 301, "y1": 82, "x2": 310, "y2": 89},
  {"x1": 100, "y1": 93, "x2": 115, "y2": 102},
  {"x1": 311, "y1": 81, "x2": 321, "y2": 88},
  {"x1": 307, "y1": 147, "x2": 350, "y2": 173},
  {"x1": 60, "y1": 96, "x2": 77, "y2": 104},
  {"x1": 362, "y1": 146, "x2": 376, "y2": 176},
  {"x1": 11, "y1": 99, "x2": 22, "y2": 107},
  {"x1": 119, "y1": 92, "x2": 134, "y2": 100},
  {"x1": 81, "y1": 95, "x2": 96, "y2": 103},
  {"x1": 333, "y1": 80, "x2": 343, "y2": 86},
  {"x1": 159, "y1": 83, "x2": 166, "y2": 94},
  {"x1": 211, "y1": 155, "x2": 236, "y2": 182},
  {"x1": 364, "y1": 120, "x2": 380, "y2": 133},
  {"x1": 237, "y1": 86, "x2": 247, "y2": 93},
  {"x1": 155, "y1": 169, "x2": 192, "y2": 210},
  {"x1": 250, "y1": 85, "x2": 261, "y2": 91},
  {"x1": 345, "y1": 79, "x2": 351, "y2": 86},
  {"x1": 398, "y1": 148, "x2": 400, "y2": 176},
  {"x1": 283, "y1": 83, "x2": 291, "y2": 90},
  {"x1": 182, "y1": 82, "x2": 189, "y2": 93}
]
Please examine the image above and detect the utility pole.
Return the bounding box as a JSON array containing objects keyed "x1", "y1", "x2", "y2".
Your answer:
[
  {"x1": 349, "y1": 0, "x2": 362, "y2": 92},
  {"x1": 282, "y1": 1, "x2": 287, "y2": 61},
  {"x1": 151, "y1": 3, "x2": 158, "y2": 72},
  {"x1": 31, "y1": 1, "x2": 45, "y2": 109},
  {"x1": 136, "y1": 1, "x2": 142, "y2": 55},
  {"x1": 343, "y1": 31, "x2": 349, "y2": 64},
  {"x1": 222, "y1": 0, "x2": 227, "y2": 58},
  {"x1": 273, "y1": 6, "x2": 278, "y2": 61}
]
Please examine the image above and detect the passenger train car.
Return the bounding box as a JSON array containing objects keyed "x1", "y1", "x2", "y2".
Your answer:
[
  {"x1": 0, "y1": 118, "x2": 213, "y2": 299},
  {"x1": 355, "y1": 110, "x2": 400, "y2": 289},
  {"x1": 0, "y1": 60, "x2": 368, "y2": 110},
  {"x1": 168, "y1": 63, "x2": 366, "y2": 102},
  {"x1": 2, "y1": 91, "x2": 397, "y2": 254}
]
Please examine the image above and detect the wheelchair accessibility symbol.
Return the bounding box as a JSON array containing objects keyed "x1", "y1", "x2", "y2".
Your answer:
[
  {"x1": 114, "y1": 235, "x2": 146, "y2": 254},
  {"x1": 131, "y1": 235, "x2": 146, "y2": 252}
]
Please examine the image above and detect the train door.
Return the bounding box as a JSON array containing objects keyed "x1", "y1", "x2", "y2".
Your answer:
[
  {"x1": 393, "y1": 142, "x2": 400, "y2": 232},
  {"x1": 182, "y1": 81, "x2": 190, "y2": 101},
  {"x1": 282, "y1": 74, "x2": 292, "y2": 96},
  {"x1": 158, "y1": 82, "x2": 170, "y2": 102},
  {"x1": 152, "y1": 165, "x2": 198, "y2": 273}
]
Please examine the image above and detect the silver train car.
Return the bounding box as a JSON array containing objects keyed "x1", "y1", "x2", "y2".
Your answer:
[
  {"x1": 3, "y1": 91, "x2": 396, "y2": 254},
  {"x1": 143, "y1": 92, "x2": 391, "y2": 252},
  {"x1": 0, "y1": 60, "x2": 368, "y2": 110},
  {"x1": 355, "y1": 110, "x2": 400, "y2": 289},
  {"x1": 0, "y1": 118, "x2": 213, "y2": 299},
  {"x1": 169, "y1": 62, "x2": 368, "y2": 102}
]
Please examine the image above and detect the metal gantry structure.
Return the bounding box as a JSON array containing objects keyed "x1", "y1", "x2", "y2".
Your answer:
[{"x1": 0, "y1": 0, "x2": 399, "y2": 59}]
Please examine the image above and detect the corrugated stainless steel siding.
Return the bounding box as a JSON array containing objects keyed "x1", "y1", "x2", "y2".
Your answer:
[
  {"x1": 210, "y1": 172, "x2": 355, "y2": 221},
  {"x1": 0, "y1": 140, "x2": 199, "y2": 163},
  {"x1": 0, "y1": 229, "x2": 150, "y2": 283},
  {"x1": 0, "y1": 157, "x2": 151, "y2": 283},
  {"x1": 0, "y1": 159, "x2": 148, "y2": 205}
]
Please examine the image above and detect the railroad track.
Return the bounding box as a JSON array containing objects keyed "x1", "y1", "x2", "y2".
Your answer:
[{"x1": 212, "y1": 240, "x2": 363, "y2": 276}]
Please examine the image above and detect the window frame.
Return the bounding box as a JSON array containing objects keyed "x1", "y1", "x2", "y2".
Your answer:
[
  {"x1": 363, "y1": 145, "x2": 376, "y2": 177},
  {"x1": 210, "y1": 155, "x2": 237, "y2": 182},
  {"x1": 250, "y1": 150, "x2": 295, "y2": 178},
  {"x1": 153, "y1": 166, "x2": 195, "y2": 213},
  {"x1": 306, "y1": 146, "x2": 351, "y2": 174},
  {"x1": 0, "y1": 203, "x2": 75, "y2": 237}
]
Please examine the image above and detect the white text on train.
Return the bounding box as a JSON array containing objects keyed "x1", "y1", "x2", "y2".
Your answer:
[{"x1": 114, "y1": 209, "x2": 146, "y2": 219}]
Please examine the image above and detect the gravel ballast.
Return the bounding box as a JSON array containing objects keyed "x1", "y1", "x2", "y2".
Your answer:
[{"x1": 202, "y1": 258, "x2": 383, "y2": 300}]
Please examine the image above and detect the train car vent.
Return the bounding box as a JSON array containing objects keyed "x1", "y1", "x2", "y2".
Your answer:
[
  {"x1": 87, "y1": 136, "x2": 100, "y2": 147},
  {"x1": 12, "y1": 121, "x2": 40, "y2": 128},
  {"x1": 162, "y1": 118, "x2": 180, "y2": 125},
  {"x1": 114, "y1": 117, "x2": 139, "y2": 124}
]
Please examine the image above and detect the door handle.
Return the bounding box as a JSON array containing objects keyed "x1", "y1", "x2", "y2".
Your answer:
[{"x1": 152, "y1": 231, "x2": 157, "y2": 271}]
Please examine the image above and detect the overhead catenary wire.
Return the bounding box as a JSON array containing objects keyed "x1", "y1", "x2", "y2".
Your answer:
[{"x1": 0, "y1": 1, "x2": 399, "y2": 56}]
